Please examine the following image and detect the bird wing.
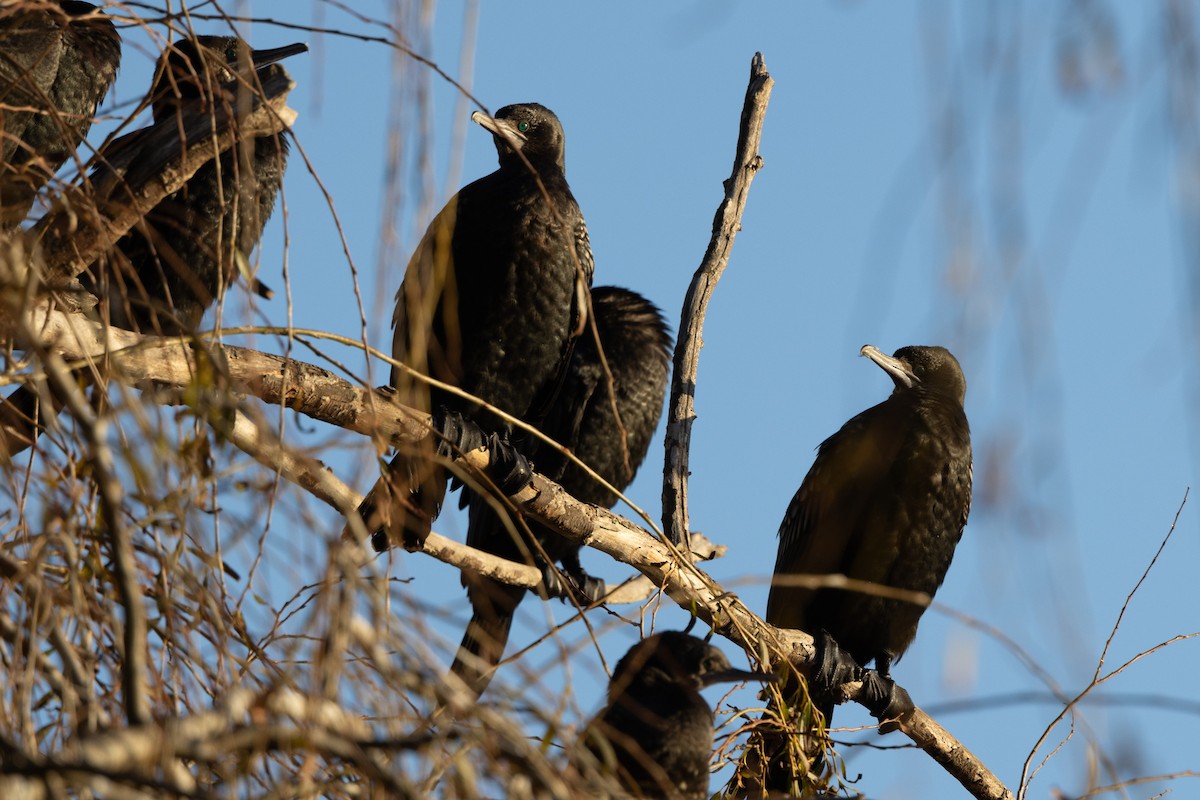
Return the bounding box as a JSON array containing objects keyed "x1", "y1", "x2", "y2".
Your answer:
[
  {"x1": 389, "y1": 194, "x2": 462, "y2": 394},
  {"x1": 766, "y1": 400, "x2": 909, "y2": 631},
  {"x1": 530, "y1": 347, "x2": 604, "y2": 484},
  {"x1": 571, "y1": 218, "x2": 594, "y2": 335}
]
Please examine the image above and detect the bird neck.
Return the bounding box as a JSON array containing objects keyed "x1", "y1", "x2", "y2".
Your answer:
[{"x1": 498, "y1": 151, "x2": 566, "y2": 175}]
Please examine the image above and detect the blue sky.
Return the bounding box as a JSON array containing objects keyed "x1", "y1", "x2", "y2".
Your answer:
[{"x1": 92, "y1": 3, "x2": 1200, "y2": 797}]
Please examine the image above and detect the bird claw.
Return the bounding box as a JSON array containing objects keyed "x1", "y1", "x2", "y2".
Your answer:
[
  {"x1": 433, "y1": 411, "x2": 532, "y2": 495},
  {"x1": 812, "y1": 630, "x2": 863, "y2": 700},
  {"x1": 539, "y1": 561, "x2": 570, "y2": 600},
  {"x1": 860, "y1": 669, "x2": 914, "y2": 732},
  {"x1": 483, "y1": 433, "x2": 533, "y2": 495},
  {"x1": 539, "y1": 560, "x2": 605, "y2": 605},
  {"x1": 575, "y1": 573, "x2": 606, "y2": 604},
  {"x1": 435, "y1": 410, "x2": 488, "y2": 456}
]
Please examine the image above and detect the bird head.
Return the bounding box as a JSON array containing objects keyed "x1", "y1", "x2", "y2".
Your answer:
[
  {"x1": 151, "y1": 35, "x2": 307, "y2": 122},
  {"x1": 471, "y1": 102, "x2": 567, "y2": 171},
  {"x1": 609, "y1": 632, "x2": 762, "y2": 699},
  {"x1": 861, "y1": 344, "x2": 967, "y2": 405}
]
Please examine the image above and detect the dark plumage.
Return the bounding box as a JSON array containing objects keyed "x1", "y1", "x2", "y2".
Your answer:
[
  {"x1": 0, "y1": 34, "x2": 301, "y2": 459},
  {"x1": 579, "y1": 632, "x2": 759, "y2": 800},
  {"x1": 450, "y1": 286, "x2": 672, "y2": 699},
  {"x1": 356, "y1": 102, "x2": 593, "y2": 552},
  {"x1": 0, "y1": 1, "x2": 120, "y2": 228},
  {"x1": 85, "y1": 35, "x2": 306, "y2": 334},
  {"x1": 762, "y1": 344, "x2": 971, "y2": 789}
]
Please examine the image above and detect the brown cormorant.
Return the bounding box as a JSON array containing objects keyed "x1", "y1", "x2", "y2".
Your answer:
[{"x1": 763, "y1": 344, "x2": 972, "y2": 791}]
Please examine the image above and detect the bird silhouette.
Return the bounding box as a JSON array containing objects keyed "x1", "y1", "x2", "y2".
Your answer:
[
  {"x1": 354, "y1": 102, "x2": 592, "y2": 553},
  {"x1": 450, "y1": 286, "x2": 671, "y2": 700},
  {"x1": 761, "y1": 344, "x2": 972, "y2": 792}
]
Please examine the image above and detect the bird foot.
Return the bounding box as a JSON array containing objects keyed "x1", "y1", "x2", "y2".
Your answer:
[
  {"x1": 368, "y1": 517, "x2": 432, "y2": 554},
  {"x1": 432, "y1": 411, "x2": 532, "y2": 494},
  {"x1": 860, "y1": 670, "x2": 914, "y2": 732},
  {"x1": 370, "y1": 530, "x2": 390, "y2": 553},
  {"x1": 434, "y1": 410, "x2": 488, "y2": 456},
  {"x1": 483, "y1": 432, "x2": 533, "y2": 495},
  {"x1": 540, "y1": 559, "x2": 606, "y2": 605},
  {"x1": 812, "y1": 630, "x2": 864, "y2": 703}
]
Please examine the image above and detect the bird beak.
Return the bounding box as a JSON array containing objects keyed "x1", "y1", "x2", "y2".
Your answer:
[
  {"x1": 861, "y1": 344, "x2": 917, "y2": 389},
  {"x1": 250, "y1": 42, "x2": 309, "y2": 68},
  {"x1": 472, "y1": 110, "x2": 527, "y2": 151},
  {"x1": 701, "y1": 667, "x2": 770, "y2": 688}
]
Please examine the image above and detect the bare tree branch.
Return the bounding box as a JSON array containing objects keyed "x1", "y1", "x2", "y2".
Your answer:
[
  {"x1": 0, "y1": 687, "x2": 417, "y2": 800},
  {"x1": 663, "y1": 52, "x2": 772, "y2": 548}
]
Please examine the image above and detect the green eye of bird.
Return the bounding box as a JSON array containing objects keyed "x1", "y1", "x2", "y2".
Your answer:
[{"x1": 517, "y1": 120, "x2": 530, "y2": 132}]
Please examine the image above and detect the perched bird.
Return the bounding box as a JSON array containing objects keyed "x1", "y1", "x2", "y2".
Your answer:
[
  {"x1": 761, "y1": 344, "x2": 972, "y2": 790},
  {"x1": 85, "y1": 35, "x2": 307, "y2": 334},
  {"x1": 355, "y1": 102, "x2": 592, "y2": 553},
  {"x1": 579, "y1": 632, "x2": 760, "y2": 800},
  {"x1": 450, "y1": 286, "x2": 672, "y2": 699},
  {"x1": 0, "y1": 0, "x2": 120, "y2": 229},
  {"x1": 0, "y1": 35, "x2": 303, "y2": 458}
]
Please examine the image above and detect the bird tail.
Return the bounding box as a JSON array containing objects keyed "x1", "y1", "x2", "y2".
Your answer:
[
  {"x1": 448, "y1": 572, "x2": 525, "y2": 702},
  {"x1": 346, "y1": 447, "x2": 444, "y2": 552},
  {"x1": 0, "y1": 383, "x2": 67, "y2": 461}
]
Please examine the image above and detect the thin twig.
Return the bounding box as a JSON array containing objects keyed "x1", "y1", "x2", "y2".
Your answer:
[
  {"x1": 39, "y1": 350, "x2": 148, "y2": 726},
  {"x1": 1019, "y1": 489, "x2": 1190, "y2": 800}
]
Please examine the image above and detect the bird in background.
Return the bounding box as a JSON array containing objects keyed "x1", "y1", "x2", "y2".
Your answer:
[
  {"x1": 760, "y1": 344, "x2": 972, "y2": 792},
  {"x1": 84, "y1": 34, "x2": 307, "y2": 335},
  {"x1": 352, "y1": 102, "x2": 592, "y2": 554},
  {"x1": 0, "y1": 0, "x2": 120, "y2": 229},
  {"x1": 450, "y1": 285, "x2": 672, "y2": 700},
  {"x1": 577, "y1": 631, "x2": 762, "y2": 800},
  {"x1": 0, "y1": 34, "x2": 304, "y2": 458}
]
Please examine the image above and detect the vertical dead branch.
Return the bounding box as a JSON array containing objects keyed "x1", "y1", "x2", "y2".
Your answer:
[{"x1": 662, "y1": 53, "x2": 773, "y2": 546}]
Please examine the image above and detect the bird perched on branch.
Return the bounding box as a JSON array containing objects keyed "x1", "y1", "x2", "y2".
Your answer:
[
  {"x1": 0, "y1": 34, "x2": 303, "y2": 458},
  {"x1": 578, "y1": 631, "x2": 761, "y2": 800},
  {"x1": 760, "y1": 344, "x2": 972, "y2": 791},
  {"x1": 0, "y1": 0, "x2": 120, "y2": 229},
  {"x1": 353, "y1": 102, "x2": 592, "y2": 553},
  {"x1": 85, "y1": 34, "x2": 307, "y2": 334},
  {"x1": 450, "y1": 286, "x2": 671, "y2": 699}
]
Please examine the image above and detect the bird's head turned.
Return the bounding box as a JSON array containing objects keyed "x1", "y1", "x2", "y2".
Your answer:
[
  {"x1": 609, "y1": 632, "x2": 760, "y2": 700},
  {"x1": 151, "y1": 35, "x2": 307, "y2": 121},
  {"x1": 861, "y1": 344, "x2": 966, "y2": 405},
  {"x1": 471, "y1": 103, "x2": 566, "y2": 171}
]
